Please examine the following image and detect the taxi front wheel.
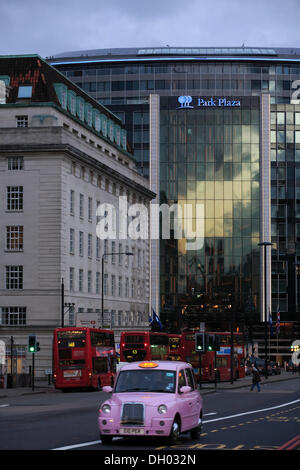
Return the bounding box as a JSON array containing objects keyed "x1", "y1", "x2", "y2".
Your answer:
[
  {"x1": 190, "y1": 416, "x2": 202, "y2": 440},
  {"x1": 100, "y1": 435, "x2": 112, "y2": 445},
  {"x1": 168, "y1": 417, "x2": 180, "y2": 443}
]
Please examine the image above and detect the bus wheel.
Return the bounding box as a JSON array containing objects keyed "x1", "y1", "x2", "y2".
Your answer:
[
  {"x1": 100, "y1": 435, "x2": 113, "y2": 445},
  {"x1": 97, "y1": 379, "x2": 102, "y2": 391},
  {"x1": 168, "y1": 417, "x2": 180, "y2": 444}
]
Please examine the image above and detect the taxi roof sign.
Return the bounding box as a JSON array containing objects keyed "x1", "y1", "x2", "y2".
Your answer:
[{"x1": 138, "y1": 361, "x2": 159, "y2": 368}]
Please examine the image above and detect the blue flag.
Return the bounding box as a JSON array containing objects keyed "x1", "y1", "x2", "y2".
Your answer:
[
  {"x1": 152, "y1": 309, "x2": 163, "y2": 329},
  {"x1": 269, "y1": 310, "x2": 273, "y2": 336}
]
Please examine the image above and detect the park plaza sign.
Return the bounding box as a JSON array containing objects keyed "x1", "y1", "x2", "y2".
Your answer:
[{"x1": 177, "y1": 95, "x2": 241, "y2": 109}]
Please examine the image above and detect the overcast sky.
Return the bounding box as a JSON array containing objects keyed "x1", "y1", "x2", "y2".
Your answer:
[{"x1": 0, "y1": 0, "x2": 299, "y2": 58}]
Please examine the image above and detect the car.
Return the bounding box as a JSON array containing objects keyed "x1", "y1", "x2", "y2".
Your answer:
[{"x1": 98, "y1": 360, "x2": 203, "y2": 445}]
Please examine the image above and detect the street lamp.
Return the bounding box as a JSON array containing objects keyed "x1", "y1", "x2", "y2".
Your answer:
[
  {"x1": 101, "y1": 251, "x2": 133, "y2": 327},
  {"x1": 258, "y1": 241, "x2": 273, "y2": 380}
]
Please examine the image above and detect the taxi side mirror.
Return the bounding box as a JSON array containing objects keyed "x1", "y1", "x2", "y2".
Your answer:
[
  {"x1": 102, "y1": 386, "x2": 113, "y2": 393},
  {"x1": 179, "y1": 385, "x2": 191, "y2": 394}
]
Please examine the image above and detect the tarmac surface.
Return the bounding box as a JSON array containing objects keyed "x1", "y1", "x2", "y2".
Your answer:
[
  {"x1": 1, "y1": 371, "x2": 300, "y2": 450},
  {"x1": 0, "y1": 369, "x2": 299, "y2": 398}
]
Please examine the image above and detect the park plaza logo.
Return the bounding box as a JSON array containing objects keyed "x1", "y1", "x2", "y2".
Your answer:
[
  {"x1": 177, "y1": 95, "x2": 241, "y2": 108},
  {"x1": 177, "y1": 95, "x2": 194, "y2": 108},
  {"x1": 95, "y1": 196, "x2": 204, "y2": 251},
  {"x1": 177, "y1": 82, "x2": 300, "y2": 107}
]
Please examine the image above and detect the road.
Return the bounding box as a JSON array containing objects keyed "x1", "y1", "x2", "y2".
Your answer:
[{"x1": 0, "y1": 378, "x2": 300, "y2": 454}]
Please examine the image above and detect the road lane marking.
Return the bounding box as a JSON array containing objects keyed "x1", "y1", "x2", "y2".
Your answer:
[
  {"x1": 278, "y1": 434, "x2": 300, "y2": 450},
  {"x1": 53, "y1": 440, "x2": 101, "y2": 450},
  {"x1": 52, "y1": 398, "x2": 300, "y2": 450},
  {"x1": 203, "y1": 399, "x2": 300, "y2": 424},
  {"x1": 53, "y1": 436, "x2": 123, "y2": 450}
]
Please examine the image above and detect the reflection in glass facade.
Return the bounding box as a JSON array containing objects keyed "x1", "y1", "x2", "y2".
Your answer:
[
  {"x1": 51, "y1": 47, "x2": 300, "y2": 359},
  {"x1": 270, "y1": 105, "x2": 300, "y2": 321},
  {"x1": 159, "y1": 97, "x2": 261, "y2": 331},
  {"x1": 52, "y1": 51, "x2": 300, "y2": 179}
]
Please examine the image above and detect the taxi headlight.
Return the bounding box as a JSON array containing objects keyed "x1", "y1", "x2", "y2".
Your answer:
[
  {"x1": 158, "y1": 404, "x2": 168, "y2": 414},
  {"x1": 101, "y1": 404, "x2": 111, "y2": 414}
]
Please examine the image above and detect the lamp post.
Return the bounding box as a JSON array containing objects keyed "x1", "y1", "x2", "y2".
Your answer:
[
  {"x1": 258, "y1": 241, "x2": 273, "y2": 380},
  {"x1": 101, "y1": 251, "x2": 133, "y2": 328},
  {"x1": 61, "y1": 278, "x2": 64, "y2": 327}
]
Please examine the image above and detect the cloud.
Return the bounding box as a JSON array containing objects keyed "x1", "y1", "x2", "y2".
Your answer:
[{"x1": 0, "y1": 0, "x2": 299, "y2": 57}]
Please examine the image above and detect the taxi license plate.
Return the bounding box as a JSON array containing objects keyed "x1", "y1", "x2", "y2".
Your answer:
[{"x1": 120, "y1": 428, "x2": 144, "y2": 435}]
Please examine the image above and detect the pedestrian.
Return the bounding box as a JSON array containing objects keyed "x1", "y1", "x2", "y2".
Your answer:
[{"x1": 250, "y1": 364, "x2": 261, "y2": 392}]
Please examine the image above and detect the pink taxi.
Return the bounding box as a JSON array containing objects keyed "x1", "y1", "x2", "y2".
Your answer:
[{"x1": 98, "y1": 361, "x2": 203, "y2": 444}]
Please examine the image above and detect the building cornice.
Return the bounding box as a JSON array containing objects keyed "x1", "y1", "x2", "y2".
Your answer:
[{"x1": 0, "y1": 135, "x2": 156, "y2": 200}]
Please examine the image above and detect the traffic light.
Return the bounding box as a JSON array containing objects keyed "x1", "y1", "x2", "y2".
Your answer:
[
  {"x1": 28, "y1": 335, "x2": 37, "y2": 353},
  {"x1": 206, "y1": 334, "x2": 221, "y2": 351},
  {"x1": 214, "y1": 335, "x2": 220, "y2": 351},
  {"x1": 207, "y1": 334, "x2": 215, "y2": 351},
  {"x1": 195, "y1": 333, "x2": 205, "y2": 352}
]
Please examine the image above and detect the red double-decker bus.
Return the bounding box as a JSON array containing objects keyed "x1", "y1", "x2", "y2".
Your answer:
[
  {"x1": 120, "y1": 331, "x2": 169, "y2": 362},
  {"x1": 181, "y1": 331, "x2": 245, "y2": 382},
  {"x1": 53, "y1": 327, "x2": 117, "y2": 391},
  {"x1": 168, "y1": 334, "x2": 184, "y2": 361}
]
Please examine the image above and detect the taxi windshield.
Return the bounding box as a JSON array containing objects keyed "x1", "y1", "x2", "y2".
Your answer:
[{"x1": 115, "y1": 369, "x2": 176, "y2": 393}]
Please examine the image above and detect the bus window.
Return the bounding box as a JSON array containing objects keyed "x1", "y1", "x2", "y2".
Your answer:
[
  {"x1": 120, "y1": 332, "x2": 169, "y2": 362},
  {"x1": 57, "y1": 330, "x2": 86, "y2": 348},
  {"x1": 93, "y1": 357, "x2": 109, "y2": 374},
  {"x1": 215, "y1": 357, "x2": 228, "y2": 368}
]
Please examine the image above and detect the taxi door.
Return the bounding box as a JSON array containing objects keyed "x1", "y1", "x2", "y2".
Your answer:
[
  {"x1": 177, "y1": 368, "x2": 200, "y2": 432},
  {"x1": 184, "y1": 367, "x2": 201, "y2": 430}
]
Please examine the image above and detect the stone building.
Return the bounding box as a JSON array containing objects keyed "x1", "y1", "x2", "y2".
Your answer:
[{"x1": 0, "y1": 55, "x2": 155, "y2": 380}]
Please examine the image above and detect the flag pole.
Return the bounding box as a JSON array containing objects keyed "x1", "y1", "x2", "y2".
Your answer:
[{"x1": 269, "y1": 320, "x2": 270, "y2": 361}]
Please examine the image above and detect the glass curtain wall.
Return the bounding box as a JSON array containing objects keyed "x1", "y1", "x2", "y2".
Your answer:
[
  {"x1": 271, "y1": 104, "x2": 300, "y2": 321},
  {"x1": 159, "y1": 96, "x2": 260, "y2": 332}
]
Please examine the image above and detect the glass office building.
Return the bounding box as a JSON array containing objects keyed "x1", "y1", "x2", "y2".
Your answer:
[
  {"x1": 50, "y1": 47, "x2": 300, "y2": 360},
  {"x1": 158, "y1": 96, "x2": 261, "y2": 330}
]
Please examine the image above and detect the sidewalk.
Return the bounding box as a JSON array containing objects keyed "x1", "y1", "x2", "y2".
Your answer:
[
  {"x1": 0, "y1": 371, "x2": 299, "y2": 398},
  {"x1": 0, "y1": 382, "x2": 59, "y2": 399},
  {"x1": 199, "y1": 370, "x2": 300, "y2": 393}
]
